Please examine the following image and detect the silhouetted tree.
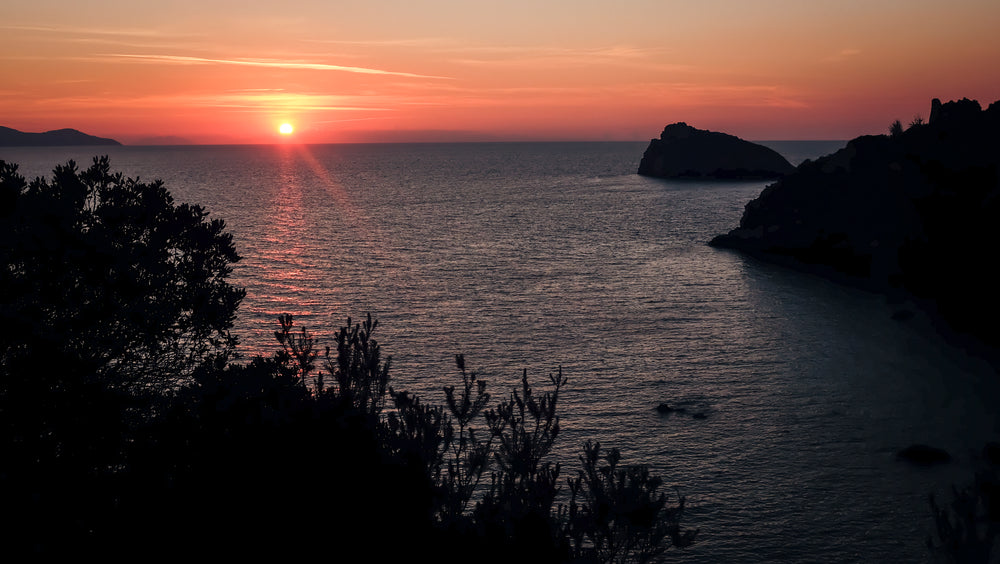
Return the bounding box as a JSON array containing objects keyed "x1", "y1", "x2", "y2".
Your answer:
[
  {"x1": 0, "y1": 156, "x2": 244, "y2": 390},
  {"x1": 889, "y1": 119, "x2": 905, "y2": 138},
  {"x1": 0, "y1": 156, "x2": 244, "y2": 554}
]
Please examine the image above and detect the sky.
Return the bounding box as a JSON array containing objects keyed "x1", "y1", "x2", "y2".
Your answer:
[{"x1": 2, "y1": 0, "x2": 999, "y2": 144}]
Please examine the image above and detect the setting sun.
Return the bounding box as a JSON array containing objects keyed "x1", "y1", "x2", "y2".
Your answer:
[{"x1": 279, "y1": 123, "x2": 294, "y2": 135}]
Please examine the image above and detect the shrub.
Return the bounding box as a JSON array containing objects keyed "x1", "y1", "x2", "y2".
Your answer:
[
  {"x1": 927, "y1": 449, "x2": 1000, "y2": 563},
  {"x1": 271, "y1": 316, "x2": 698, "y2": 562},
  {"x1": 889, "y1": 119, "x2": 905, "y2": 138},
  {"x1": 0, "y1": 157, "x2": 695, "y2": 560}
]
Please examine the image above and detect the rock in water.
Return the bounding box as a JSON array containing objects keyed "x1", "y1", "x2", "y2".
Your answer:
[
  {"x1": 656, "y1": 403, "x2": 686, "y2": 414},
  {"x1": 897, "y1": 444, "x2": 951, "y2": 465},
  {"x1": 637, "y1": 122, "x2": 795, "y2": 180}
]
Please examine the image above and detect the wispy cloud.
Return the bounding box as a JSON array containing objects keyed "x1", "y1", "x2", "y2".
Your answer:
[
  {"x1": 0, "y1": 23, "x2": 205, "y2": 52},
  {"x1": 652, "y1": 83, "x2": 810, "y2": 109},
  {"x1": 823, "y1": 49, "x2": 862, "y2": 63},
  {"x1": 313, "y1": 117, "x2": 388, "y2": 125},
  {"x1": 0, "y1": 24, "x2": 170, "y2": 38},
  {"x1": 11, "y1": 90, "x2": 398, "y2": 114},
  {"x1": 105, "y1": 53, "x2": 451, "y2": 79},
  {"x1": 443, "y1": 44, "x2": 690, "y2": 73},
  {"x1": 303, "y1": 37, "x2": 455, "y2": 48}
]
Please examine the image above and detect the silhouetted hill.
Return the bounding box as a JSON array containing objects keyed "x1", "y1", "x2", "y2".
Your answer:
[
  {"x1": 638, "y1": 122, "x2": 795, "y2": 180},
  {"x1": 0, "y1": 126, "x2": 121, "y2": 146},
  {"x1": 710, "y1": 98, "x2": 1000, "y2": 346}
]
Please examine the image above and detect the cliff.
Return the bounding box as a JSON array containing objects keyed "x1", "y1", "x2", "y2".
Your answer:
[
  {"x1": 638, "y1": 122, "x2": 795, "y2": 180},
  {"x1": 710, "y1": 98, "x2": 1000, "y2": 344},
  {"x1": 0, "y1": 127, "x2": 121, "y2": 147}
]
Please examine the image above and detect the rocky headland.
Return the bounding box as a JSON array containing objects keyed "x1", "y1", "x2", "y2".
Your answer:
[
  {"x1": 638, "y1": 122, "x2": 795, "y2": 180},
  {"x1": 0, "y1": 126, "x2": 121, "y2": 147},
  {"x1": 710, "y1": 98, "x2": 1000, "y2": 346}
]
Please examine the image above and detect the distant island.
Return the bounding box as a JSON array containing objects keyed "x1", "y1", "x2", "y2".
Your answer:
[
  {"x1": 710, "y1": 97, "x2": 1000, "y2": 346},
  {"x1": 0, "y1": 126, "x2": 121, "y2": 147},
  {"x1": 638, "y1": 122, "x2": 795, "y2": 180}
]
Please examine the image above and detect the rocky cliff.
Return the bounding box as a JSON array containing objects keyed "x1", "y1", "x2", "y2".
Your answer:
[
  {"x1": 638, "y1": 122, "x2": 795, "y2": 180},
  {"x1": 710, "y1": 98, "x2": 1000, "y2": 344}
]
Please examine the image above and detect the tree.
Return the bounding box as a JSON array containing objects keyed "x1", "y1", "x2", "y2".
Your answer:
[
  {"x1": 0, "y1": 156, "x2": 245, "y2": 390},
  {"x1": 889, "y1": 119, "x2": 905, "y2": 138},
  {"x1": 0, "y1": 156, "x2": 246, "y2": 554}
]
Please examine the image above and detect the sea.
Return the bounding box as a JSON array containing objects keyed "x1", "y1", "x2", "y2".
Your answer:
[{"x1": 4, "y1": 140, "x2": 999, "y2": 562}]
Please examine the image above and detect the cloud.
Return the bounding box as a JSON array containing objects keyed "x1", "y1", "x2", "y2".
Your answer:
[
  {"x1": 823, "y1": 49, "x2": 862, "y2": 63},
  {"x1": 11, "y1": 90, "x2": 397, "y2": 114},
  {"x1": 302, "y1": 37, "x2": 455, "y2": 48},
  {"x1": 105, "y1": 53, "x2": 451, "y2": 79},
  {"x1": 651, "y1": 83, "x2": 811, "y2": 109},
  {"x1": 0, "y1": 24, "x2": 169, "y2": 38},
  {"x1": 446, "y1": 44, "x2": 677, "y2": 66},
  {"x1": 0, "y1": 23, "x2": 205, "y2": 52}
]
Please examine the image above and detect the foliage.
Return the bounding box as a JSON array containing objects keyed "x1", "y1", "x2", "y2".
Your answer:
[
  {"x1": 566, "y1": 441, "x2": 698, "y2": 563},
  {"x1": 0, "y1": 157, "x2": 695, "y2": 561},
  {"x1": 327, "y1": 313, "x2": 391, "y2": 415},
  {"x1": 474, "y1": 368, "x2": 568, "y2": 555},
  {"x1": 889, "y1": 119, "x2": 905, "y2": 138},
  {"x1": 1, "y1": 157, "x2": 245, "y2": 555},
  {"x1": 0, "y1": 156, "x2": 244, "y2": 389},
  {"x1": 439, "y1": 354, "x2": 493, "y2": 522},
  {"x1": 927, "y1": 451, "x2": 1000, "y2": 563}
]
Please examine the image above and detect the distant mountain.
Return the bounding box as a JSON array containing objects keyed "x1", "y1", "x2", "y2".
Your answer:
[
  {"x1": 0, "y1": 127, "x2": 122, "y2": 147},
  {"x1": 638, "y1": 122, "x2": 795, "y2": 180}
]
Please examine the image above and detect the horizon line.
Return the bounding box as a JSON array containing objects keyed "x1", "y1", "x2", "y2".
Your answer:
[{"x1": 9, "y1": 138, "x2": 851, "y2": 148}]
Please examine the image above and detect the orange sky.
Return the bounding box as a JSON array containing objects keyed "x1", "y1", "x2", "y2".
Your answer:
[{"x1": 2, "y1": 0, "x2": 999, "y2": 144}]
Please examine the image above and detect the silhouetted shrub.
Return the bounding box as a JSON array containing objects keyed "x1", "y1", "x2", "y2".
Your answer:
[
  {"x1": 271, "y1": 317, "x2": 697, "y2": 562},
  {"x1": 927, "y1": 451, "x2": 1000, "y2": 563},
  {"x1": 566, "y1": 441, "x2": 697, "y2": 563},
  {"x1": 889, "y1": 119, "x2": 905, "y2": 138}
]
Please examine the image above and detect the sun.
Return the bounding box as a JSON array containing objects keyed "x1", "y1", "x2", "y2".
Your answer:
[{"x1": 279, "y1": 123, "x2": 294, "y2": 135}]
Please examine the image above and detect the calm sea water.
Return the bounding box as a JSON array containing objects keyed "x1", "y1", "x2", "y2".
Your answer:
[{"x1": 5, "y1": 141, "x2": 999, "y2": 562}]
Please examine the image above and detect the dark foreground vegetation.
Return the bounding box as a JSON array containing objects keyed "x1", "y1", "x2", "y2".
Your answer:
[
  {"x1": 1, "y1": 157, "x2": 697, "y2": 561},
  {"x1": 927, "y1": 444, "x2": 1000, "y2": 563}
]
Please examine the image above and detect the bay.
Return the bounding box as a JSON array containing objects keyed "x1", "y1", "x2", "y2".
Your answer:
[{"x1": 4, "y1": 140, "x2": 997, "y2": 562}]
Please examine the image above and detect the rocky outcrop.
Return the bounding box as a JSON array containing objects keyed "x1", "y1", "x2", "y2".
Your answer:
[
  {"x1": 710, "y1": 98, "x2": 1000, "y2": 345},
  {"x1": 897, "y1": 444, "x2": 951, "y2": 465},
  {"x1": 638, "y1": 122, "x2": 795, "y2": 180},
  {"x1": 0, "y1": 126, "x2": 121, "y2": 147}
]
